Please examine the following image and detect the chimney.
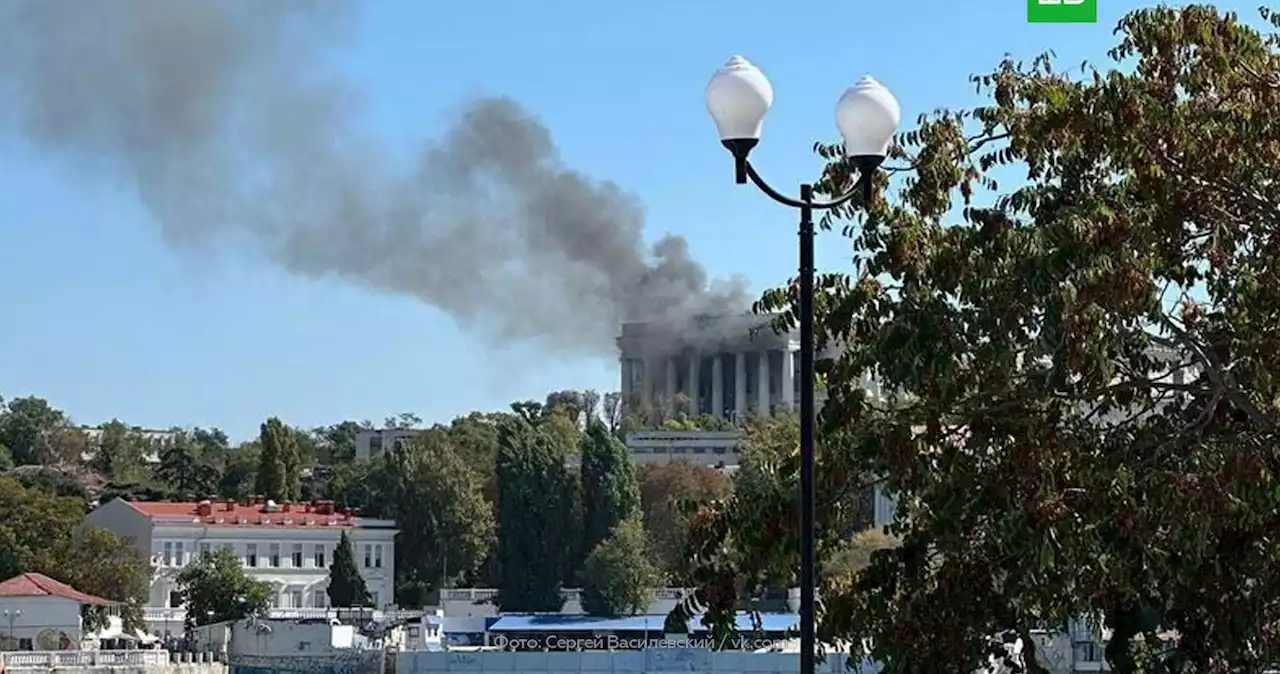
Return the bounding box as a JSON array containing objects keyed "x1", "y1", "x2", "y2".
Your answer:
[{"x1": 196, "y1": 500, "x2": 213, "y2": 517}]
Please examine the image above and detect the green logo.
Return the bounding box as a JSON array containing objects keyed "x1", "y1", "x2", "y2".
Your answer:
[{"x1": 1027, "y1": 0, "x2": 1097, "y2": 23}]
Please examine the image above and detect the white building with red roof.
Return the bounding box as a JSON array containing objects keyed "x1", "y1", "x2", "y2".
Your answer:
[
  {"x1": 0, "y1": 572, "x2": 116, "y2": 651},
  {"x1": 84, "y1": 497, "x2": 397, "y2": 633}
]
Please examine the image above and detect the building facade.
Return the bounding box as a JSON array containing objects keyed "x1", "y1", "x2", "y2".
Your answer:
[
  {"x1": 617, "y1": 314, "x2": 801, "y2": 420},
  {"x1": 0, "y1": 573, "x2": 116, "y2": 651},
  {"x1": 616, "y1": 313, "x2": 881, "y2": 421},
  {"x1": 354, "y1": 429, "x2": 425, "y2": 461},
  {"x1": 84, "y1": 498, "x2": 398, "y2": 632}
]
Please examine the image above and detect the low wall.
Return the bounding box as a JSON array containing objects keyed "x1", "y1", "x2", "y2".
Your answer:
[
  {"x1": 0, "y1": 649, "x2": 225, "y2": 674},
  {"x1": 396, "y1": 649, "x2": 879, "y2": 674},
  {"x1": 228, "y1": 652, "x2": 384, "y2": 674}
]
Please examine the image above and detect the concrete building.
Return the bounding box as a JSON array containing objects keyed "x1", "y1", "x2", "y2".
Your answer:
[
  {"x1": 354, "y1": 429, "x2": 425, "y2": 461},
  {"x1": 78, "y1": 425, "x2": 178, "y2": 465},
  {"x1": 617, "y1": 314, "x2": 801, "y2": 421},
  {"x1": 85, "y1": 499, "x2": 398, "y2": 634},
  {"x1": 624, "y1": 431, "x2": 742, "y2": 467},
  {"x1": 0, "y1": 573, "x2": 116, "y2": 651},
  {"x1": 616, "y1": 313, "x2": 886, "y2": 421}
]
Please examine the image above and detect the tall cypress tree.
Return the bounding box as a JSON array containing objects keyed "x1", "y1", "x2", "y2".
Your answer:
[
  {"x1": 255, "y1": 417, "x2": 301, "y2": 502},
  {"x1": 327, "y1": 531, "x2": 370, "y2": 607},
  {"x1": 580, "y1": 422, "x2": 641, "y2": 556},
  {"x1": 253, "y1": 420, "x2": 284, "y2": 501},
  {"x1": 495, "y1": 417, "x2": 573, "y2": 612}
]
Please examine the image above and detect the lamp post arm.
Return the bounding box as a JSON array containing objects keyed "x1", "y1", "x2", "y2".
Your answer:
[{"x1": 744, "y1": 161, "x2": 868, "y2": 211}]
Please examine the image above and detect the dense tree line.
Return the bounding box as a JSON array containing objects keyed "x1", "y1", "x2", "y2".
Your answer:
[
  {"x1": 0, "y1": 388, "x2": 784, "y2": 617},
  {"x1": 675, "y1": 4, "x2": 1280, "y2": 672}
]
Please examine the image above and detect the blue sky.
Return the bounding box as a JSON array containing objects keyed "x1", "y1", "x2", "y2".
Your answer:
[{"x1": 0, "y1": 0, "x2": 1251, "y2": 440}]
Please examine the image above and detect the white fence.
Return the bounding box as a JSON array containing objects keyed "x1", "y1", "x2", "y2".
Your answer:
[
  {"x1": 142, "y1": 607, "x2": 424, "y2": 623},
  {"x1": 0, "y1": 649, "x2": 171, "y2": 669}
]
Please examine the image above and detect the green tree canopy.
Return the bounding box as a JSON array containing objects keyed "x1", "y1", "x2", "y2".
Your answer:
[
  {"x1": 0, "y1": 477, "x2": 151, "y2": 632},
  {"x1": 636, "y1": 460, "x2": 730, "y2": 584},
  {"x1": 684, "y1": 5, "x2": 1280, "y2": 673},
  {"x1": 580, "y1": 517, "x2": 658, "y2": 618},
  {"x1": 495, "y1": 415, "x2": 574, "y2": 613},
  {"x1": 580, "y1": 422, "x2": 641, "y2": 558},
  {"x1": 327, "y1": 530, "x2": 370, "y2": 608},
  {"x1": 62, "y1": 526, "x2": 152, "y2": 633},
  {"x1": 155, "y1": 433, "x2": 220, "y2": 498},
  {"x1": 0, "y1": 396, "x2": 77, "y2": 466},
  {"x1": 254, "y1": 417, "x2": 299, "y2": 502},
  {"x1": 382, "y1": 430, "x2": 495, "y2": 595},
  {"x1": 88, "y1": 420, "x2": 150, "y2": 482},
  {"x1": 175, "y1": 546, "x2": 272, "y2": 628}
]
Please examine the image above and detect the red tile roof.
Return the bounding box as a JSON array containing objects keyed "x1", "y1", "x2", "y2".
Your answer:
[
  {"x1": 0, "y1": 573, "x2": 113, "y2": 605},
  {"x1": 124, "y1": 500, "x2": 360, "y2": 529}
]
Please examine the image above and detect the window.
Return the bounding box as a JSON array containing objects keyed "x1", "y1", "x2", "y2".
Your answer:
[
  {"x1": 269, "y1": 543, "x2": 281, "y2": 568},
  {"x1": 313, "y1": 544, "x2": 326, "y2": 568},
  {"x1": 168, "y1": 591, "x2": 183, "y2": 608},
  {"x1": 369, "y1": 434, "x2": 383, "y2": 457},
  {"x1": 162, "y1": 542, "x2": 173, "y2": 566},
  {"x1": 198, "y1": 542, "x2": 211, "y2": 558},
  {"x1": 17, "y1": 638, "x2": 32, "y2": 651},
  {"x1": 312, "y1": 590, "x2": 328, "y2": 608},
  {"x1": 371, "y1": 591, "x2": 379, "y2": 607},
  {"x1": 174, "y1": 542, "x2": 184, "y2": 566},
  {"x1": 290, "y1": 590, "x2": 303, "y2": 608},
  {"x1": 363, "y1": 544, "x2": 372, "y2": 568},
  {"x1": 246, "y1": 543, "x2": 258, "y2": 567},
  {"x1": 374, "y1": 545, "x2": 383, "y2": 569},
  {"x1": 291, "y1": 543, "x2": 303, "y2": 568}
]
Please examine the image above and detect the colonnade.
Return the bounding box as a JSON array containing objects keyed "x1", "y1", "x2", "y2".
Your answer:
[{"x1": 621, "y1": 348, "x2": 798, "y2": 419}]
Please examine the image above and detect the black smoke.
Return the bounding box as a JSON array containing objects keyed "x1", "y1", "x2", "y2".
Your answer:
[{"x1": 0, "y1": 0, "x2": 747, "y2": 356}]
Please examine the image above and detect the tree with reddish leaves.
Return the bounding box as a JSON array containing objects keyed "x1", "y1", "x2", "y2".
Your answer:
[{"x1": 681, "y1": 6, "x2": 1280, "y2": 673}]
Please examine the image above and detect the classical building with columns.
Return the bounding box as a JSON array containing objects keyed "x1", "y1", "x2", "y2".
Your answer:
[{"x1": 617, "y1": 313, "x2": 830, "y2": 421}]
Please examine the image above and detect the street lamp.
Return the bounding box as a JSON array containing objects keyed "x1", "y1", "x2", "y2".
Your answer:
[
  {"x1": 705, "y1": 56, "x2": 900, "y2": 674},
  {"x1": 3, "y1": 609, "x2": 20, "y2": 651}
]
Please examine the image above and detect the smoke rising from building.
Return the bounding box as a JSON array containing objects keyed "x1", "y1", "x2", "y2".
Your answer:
[{"x1": 0, "y1": 0, "x2": 748, "y2": 356}]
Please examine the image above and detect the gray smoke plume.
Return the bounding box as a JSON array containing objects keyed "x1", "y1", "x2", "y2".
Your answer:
[{"x1": 0, "y1": 0, "x2": 747, "y2": 356}]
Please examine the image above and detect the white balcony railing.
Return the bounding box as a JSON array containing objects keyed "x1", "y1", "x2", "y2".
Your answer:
[
  {"x1": 142, "y1": 606, "x2": 424, "y2": 624},
  {"x1": 439, "y1": 587, "x2": 691, "y2": 603},
  {"x1": 0, "y1": 650, "x2": 171, "y2": 670}
]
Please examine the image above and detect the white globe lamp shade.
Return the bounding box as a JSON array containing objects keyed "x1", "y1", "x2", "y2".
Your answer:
[
  {"x1": 835, "y1": 76, "x2": 900, "y2": 158},
  {"x1": 706, "y1": 56, "x2": 773, "y2": 142}
]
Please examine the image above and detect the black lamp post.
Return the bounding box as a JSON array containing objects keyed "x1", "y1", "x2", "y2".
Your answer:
[{"x1": 705, "y1": 56, "x2": 900, "y2": 674}]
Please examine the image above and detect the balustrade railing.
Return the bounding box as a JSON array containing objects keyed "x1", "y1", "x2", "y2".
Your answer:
[
  {"x1": 0, "y1": 649, "x2": 171, "y2": 669},
  {"x1": 142, "y1": 606, "x2": 424, "y2": 623},
  {"x1": 438, "y1": 587, "x2": 690, "y2": 603}
]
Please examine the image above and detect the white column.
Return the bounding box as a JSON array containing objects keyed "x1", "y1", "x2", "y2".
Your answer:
[
  {"x1": 641, "y1": 358, "x2": 654, "y2": 409},
  {"x1": 781, "y1": 348, "x2": 796, "y2": 409},
  {"x1": 710, "y1": 355, "x2": 724, "y2": 419},
  {"x1": 620, "y1": 359, "x2": 630, "y2": 401},
  {"x1": 757, "y1": 351, "x2": 771, "y2": 417},
  {"x1": 734, "y1": 352, "x2": 747, "y2": 421},
  {"x1": 688, "y1": 353, "x2": 701, "y2": 415},
  {"x1": 665, "y1": 358, "x2": 677, "y2": 415}
]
